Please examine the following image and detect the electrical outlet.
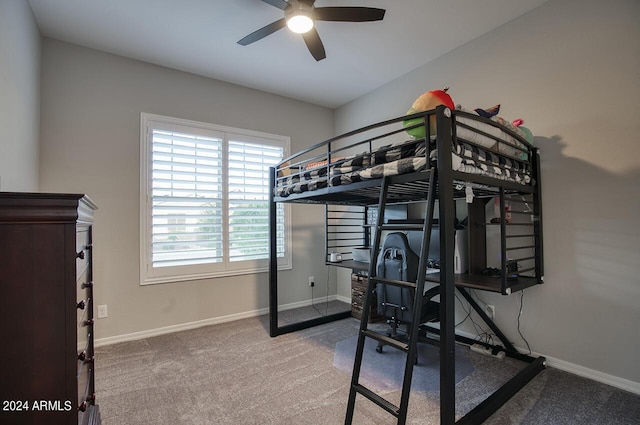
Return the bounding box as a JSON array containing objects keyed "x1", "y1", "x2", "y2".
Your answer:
[
  {"x1": 309, "y1": 276, "x2": 315, "y2": 287},
  {"x1": 485, "y1": 304, "x2": 495, "y2": 320},
  {"x1": 97, "y1": 304, "x2": 108, "y2": 319}
]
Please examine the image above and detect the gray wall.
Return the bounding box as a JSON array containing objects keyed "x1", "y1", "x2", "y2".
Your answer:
[
  {"x1": 335, "y1": 0, "x2": 640, "y2": 386},
  {"x1": 0, "y1": 0, "x2": 41, "y2": 191},
  {"x1": 39, "y1": 39, "x2": 336, "y2": 340}
]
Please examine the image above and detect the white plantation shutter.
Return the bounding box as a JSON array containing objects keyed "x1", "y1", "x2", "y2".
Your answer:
[
  {"x1": 227, "y1": 139, "x2": 285, "y2": 262},
  {"x1": 141, "y1": 114, "x2": 290, "y2": 285},
  {"x1": 151, "y1": 129, "x2": 224, "y2": 268}
]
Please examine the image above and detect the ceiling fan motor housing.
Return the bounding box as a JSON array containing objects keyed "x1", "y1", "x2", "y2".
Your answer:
[{"x1": 285, "y1": 0, "x2": 315, "y2": 24}]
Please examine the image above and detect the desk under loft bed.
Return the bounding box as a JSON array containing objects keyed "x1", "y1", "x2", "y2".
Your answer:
[{"x1": 268, "y1": 106, "x2": 545, "y2": 424}]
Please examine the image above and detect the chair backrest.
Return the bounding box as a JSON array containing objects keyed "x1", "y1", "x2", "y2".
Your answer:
[{"x1": 376, "y1": 232, "x2": 420, "y2": 322}]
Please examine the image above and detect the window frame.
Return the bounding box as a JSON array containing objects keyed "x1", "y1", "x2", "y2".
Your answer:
[{"x1": 140, "y1": 113, "x2": 292, "y2": 285}]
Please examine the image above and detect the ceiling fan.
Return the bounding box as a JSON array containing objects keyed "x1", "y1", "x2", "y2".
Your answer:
[{"x1": 238, "y1": 0, "x2": 386, "y2": 61}]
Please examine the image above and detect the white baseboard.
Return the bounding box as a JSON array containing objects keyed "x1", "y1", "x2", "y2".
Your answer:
[
  {"x1": 448, "y1": 328, "x2": 640, "y2": 395},
  {"x1": 95, "y1": 295, "x2": 339, "y2": 347},
  {"x1": 94, "y1": 309, "x2": 266, "y2": 347},
  {"x1": 539, "y1": 353, "x2": 640, "y2": 395},
  {"x1": 336, "y1": 294, "x2": 351, "y2": 304}
]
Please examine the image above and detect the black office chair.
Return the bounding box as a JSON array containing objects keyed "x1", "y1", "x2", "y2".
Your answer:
[{"x1": 374, "y1": 232, "x2": 440, "y2": 356}]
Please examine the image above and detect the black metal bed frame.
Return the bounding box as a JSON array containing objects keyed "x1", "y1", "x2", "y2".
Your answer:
[{"x1": 268, "y1": 106, "x2": 545, "y2": 424}]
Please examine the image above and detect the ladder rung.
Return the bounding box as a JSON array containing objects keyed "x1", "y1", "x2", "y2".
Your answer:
[
  {"x1": 362, "y1": 330, "x2": 409, "y2": 352},
  {"x1": 380, "y1": 223, "x2": 424, "y2": 231},
  {"x1": 353, "y1": 384, "x2": 400, "y2": 417},
  {"x1": 506, "y1": 245, "x2": 535, "y2": 251},
  {"x1": 371, "y1": 276, "x2": 416, "y2": 289}
]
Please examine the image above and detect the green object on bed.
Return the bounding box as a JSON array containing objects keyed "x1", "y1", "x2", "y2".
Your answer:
[
  {"x1": 403, "y1": 117, "x2": 427, "y2": 139},
  {"x1": 403, "y1": 87, "x2": 455, "y2": 139}
]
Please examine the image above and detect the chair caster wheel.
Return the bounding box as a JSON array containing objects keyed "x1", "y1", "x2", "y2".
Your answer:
[{"x1": 376, "y1": 346, "x2": 383, "y2": 353}]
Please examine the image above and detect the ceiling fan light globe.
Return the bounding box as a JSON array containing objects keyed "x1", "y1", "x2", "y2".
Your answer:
[{"x1": 287, "y1": 14, "x2": 314, "y2": 33}]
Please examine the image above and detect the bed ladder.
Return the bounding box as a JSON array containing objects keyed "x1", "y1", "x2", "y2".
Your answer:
[{"x1": 345, "y1": 170, "x2": 437, "y2": 425}]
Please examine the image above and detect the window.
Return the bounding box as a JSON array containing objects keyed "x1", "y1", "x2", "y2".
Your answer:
[{"x1": 140, "y1": 113, "x2": 291, "y2": 285}]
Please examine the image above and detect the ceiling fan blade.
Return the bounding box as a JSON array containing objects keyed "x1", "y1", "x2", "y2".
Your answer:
[
  {"x1": 302, "y1": 27, "x2": 326, "y2": 61},
  {"x1": 261, "y1": 0, "x2": 290, "y2": 11},
  {"x1": 238, "y1": 18, "x2": 287, "y2": 45},
  {"x1": 314, "y1": 7, "x2": 385, "y2": 22}
]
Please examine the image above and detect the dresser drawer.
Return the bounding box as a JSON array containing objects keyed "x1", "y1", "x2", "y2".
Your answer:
[
  {"x1": 76, "y1": 229, "x2": 91, "y2": 277},
  {"x1": 76, "y1": 300, "x2": 93, "y2": 349},
  {"x1": 77, "y1": 269, "x2": 92, "y2": 298},
  {"x1": 77, "y1": 361, "x2": 94, "y2": 412},
  {"x1": 76, "y1": 295, "x2": 91, "y2": 325},
  {"x1": 76, "y1": 228, "x2": 90, "y2": 249}
]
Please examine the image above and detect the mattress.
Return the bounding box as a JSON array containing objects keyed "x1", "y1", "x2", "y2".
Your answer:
[
  {"x1": 452, "y1": 138, "x2": 531, "y2": 184},
  {"x1": 274, "y1": 116, "x2": 532, "y2": 198},
  {"x1": 274, "y1": 166, "x2": 328, "y2": 197},
  {"x1": 455, "y1": 107, "x2": 529, "y2": 159},
  {"x1": 330, "y1": 139, "x2": 426, "y2": 186}
]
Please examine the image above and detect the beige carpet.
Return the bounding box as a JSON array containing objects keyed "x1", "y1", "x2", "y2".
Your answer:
[{"x1": 95, "y1": 307, "x2": 639, "y2": 424}]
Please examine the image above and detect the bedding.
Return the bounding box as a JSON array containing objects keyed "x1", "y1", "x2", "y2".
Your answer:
[
  {"x1": 274, "y1": 112, "x2": 532, "y2": 198},
  {"x1": 275, "y1": 166, "x2": 328, "y2": 197},
  {"x1": 275, "y1": 152, "x2": 372, "y2": 197},
  {"x1": 331, "y1": 156, "x2": 427, "y2": 187},
  {"x1": 329, "y1": 137, "x2": 530, "y2": 188},
  {"x1": 452, "y1": 138, "x2": 531, "y2": 184},
  {"x1": 455, "y1": 106, "x2": 528, "y2": 158},
  {"x1": 328, "y1": 138, "x2": 426, "y2": 186}
]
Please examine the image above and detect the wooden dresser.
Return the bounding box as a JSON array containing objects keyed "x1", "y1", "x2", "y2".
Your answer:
[{"x1": 0, "y1": 192, "x2": 100, "y2": 425}]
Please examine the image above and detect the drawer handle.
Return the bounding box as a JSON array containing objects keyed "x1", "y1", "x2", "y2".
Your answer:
[
  {"x1": 82, "y1": 318, "x2": 94, "y2": 327},
  {"x1": 78, "y1": 393, "x2": 95, "y2": 412},
  {"x1": 81, "y1": 281, "x2": 94, "y2": 289},
  {"x1": 78, "y1": 351, "x2": 95, "y2": 364},
  {"x1": 76, "y1": 250, "x2": 85, "y2": 260},
  {"x1": 77, "y1": 300, "x2": 86, "y2": 310}
]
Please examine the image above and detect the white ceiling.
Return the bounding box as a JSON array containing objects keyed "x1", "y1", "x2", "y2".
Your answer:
[{"x1": 28, "y1": 0, "x2": 548, "y2": 108}]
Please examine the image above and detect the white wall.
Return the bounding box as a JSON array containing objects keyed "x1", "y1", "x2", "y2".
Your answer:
[
  {"x1": 335, "y1": 0, "x2": 640, "y2": 387},
  {"x1": 0, "y1": 0, "x2": 41, "y2": 191},
  {"x1": 39, "y1": 39, "x2": 336, "y2": 340}
]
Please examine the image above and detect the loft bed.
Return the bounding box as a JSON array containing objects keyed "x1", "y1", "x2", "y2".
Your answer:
[{"x1": 267, "y1": 105, "x2": 544, "y2": 424}]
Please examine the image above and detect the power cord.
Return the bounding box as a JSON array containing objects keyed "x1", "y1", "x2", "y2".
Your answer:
[
  {"x1": 455, "y1": 290, "x2": 496, "y2": 346},
  {"x1": 456, "y1": 289, "x2": 532, "y2": 355},
  {"x1": 311, "y1": 267, "x2": 330, "y2": 316},
  {"x1": 472, "y1": 289, "x2": 490, "y2": 310},
  {"x1": 469, "y1": 290, "x2": 497, "y2": 346},
  {"x1": 519, "y1": 195, "x2": 534, "y2": 213},
  {"x1": 473, "y1": 289, "x2": 533, "y2": 354},
  {"x1": 517, "y1": 290, "x2": 532, "y2": 355},
  {"x1": 454, "y1": 293, "x2": 471, "y2": 327}
]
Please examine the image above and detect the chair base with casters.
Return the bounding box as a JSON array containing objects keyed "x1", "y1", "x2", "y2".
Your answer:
[{"x1": 375, "y1": 285, "x2": 440, "y2": 360}]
